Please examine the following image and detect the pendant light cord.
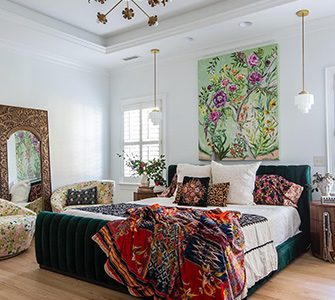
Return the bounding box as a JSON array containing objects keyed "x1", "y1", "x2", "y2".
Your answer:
[{"x1": 154, "y1": 51, "x2": 157, "y2": 108}]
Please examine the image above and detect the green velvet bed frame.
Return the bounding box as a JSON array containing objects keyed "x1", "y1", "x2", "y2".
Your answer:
[{"x1": 35, "y1": 165, "x2": 311, "y2": 298}]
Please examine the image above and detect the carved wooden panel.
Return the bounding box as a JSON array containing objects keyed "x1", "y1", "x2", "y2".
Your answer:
[{"x1": 0, "y1": 105, "x2": 52, "y2": 210}]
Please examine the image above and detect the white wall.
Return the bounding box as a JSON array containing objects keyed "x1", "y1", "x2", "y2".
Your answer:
[
  {"x1": 0, "y1": 47, "x2": 111, "y2": 190},
  {"x1": 110, "y1": 22, "x2": 335, "y2": 202}
]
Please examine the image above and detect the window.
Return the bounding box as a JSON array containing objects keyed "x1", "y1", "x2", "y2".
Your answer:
[{"x1": 121, "y1": 99, "x2": 163, "y2": 182}]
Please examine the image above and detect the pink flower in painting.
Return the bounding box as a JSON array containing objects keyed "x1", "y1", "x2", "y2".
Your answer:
[
  {"x1": 248, "y1": 71, "x2": 263, "y2": 85},
  {"x1": 229, "y1": 84, "x2": 237, "y2": 92},
  {"x1": 247, "y1": 53, "x2": 259, "y2": 67},
  {"x1": 221, "y1": 79, "x2": 229, "y2": 87},
  {"x1": 209, "y1": 111, "x2": 222, "y2": 124}
]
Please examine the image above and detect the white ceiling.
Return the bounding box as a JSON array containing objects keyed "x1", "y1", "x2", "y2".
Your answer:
[
  {"x1": 8, "y1": 0, "x2": 221, "y2": 36},
  {"x1": 0, "y1": 0, "x2": 335, "y2": 71}
]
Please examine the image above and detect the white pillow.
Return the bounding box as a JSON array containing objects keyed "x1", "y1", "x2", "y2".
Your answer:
[
  {"x1": 176, "y1": 164, "x2": 211, "y2": 183},
  {"x1": 10, "y1": 181, "x2": 31, "y2": 203},
  {"x1": 211, "y1": 161, "x2": 261, "y2": 205}
]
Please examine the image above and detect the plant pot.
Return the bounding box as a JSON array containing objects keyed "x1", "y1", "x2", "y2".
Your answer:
[{"x1": 140, "y1": 174, "x2": 150, "y2": 187}]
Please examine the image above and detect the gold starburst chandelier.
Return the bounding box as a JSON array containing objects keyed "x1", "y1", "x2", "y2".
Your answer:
[{"x1": 89, "y1": 0, "x2": 169, "y2": 27}]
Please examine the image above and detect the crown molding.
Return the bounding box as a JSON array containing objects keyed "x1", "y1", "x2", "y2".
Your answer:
[
  {"x1": 0, "y1": 0, "x2": 106, "y2": 52},
  {"x1": 105, "y1": 0, "x2": 296, "y2": 54},
  {"x1": 110, "y1": 14, "x2": 335, "y2": 73},
  {"x1": 0, "y1": 37, "x2": 110, "y2": 77},
  {"x1": 1, "y1": 0, "x2": 333, "y2": 73},
  {"x1": 0, "y1": 0, "x2": 296, "y2": 56}
]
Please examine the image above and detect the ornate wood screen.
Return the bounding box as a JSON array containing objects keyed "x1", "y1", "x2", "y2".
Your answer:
[{"x1": 0, "y1": 105, "x2": 52, "y2": 210}]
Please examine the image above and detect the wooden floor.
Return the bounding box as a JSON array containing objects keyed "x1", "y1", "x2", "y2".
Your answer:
[{"x1": 1, "y1": 242, "x2": 334, "y2": 300}]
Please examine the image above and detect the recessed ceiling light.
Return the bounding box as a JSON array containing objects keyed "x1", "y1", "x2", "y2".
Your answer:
[
  {"x1": 184, "y1": 36, "x2": 194, "y2": 42},
  {"x1": 239, "y1": 21, "x2": 253, "y2": 28},
  {"x1": 122, "y1": 55, "x2": 140, "y2": 61}
]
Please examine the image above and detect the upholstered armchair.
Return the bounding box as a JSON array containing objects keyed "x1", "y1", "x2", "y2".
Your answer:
[
  {"x1": 0, "y1": 199, "x2": 36, "y2": 259},
  {"x1": 50, "y1": 180, "x2": 115, "y2": 213}
]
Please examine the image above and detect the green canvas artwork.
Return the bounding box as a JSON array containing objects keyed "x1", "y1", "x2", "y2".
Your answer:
[{"x1": 198, "y1": 44, "x2": 279, "y2": 161}]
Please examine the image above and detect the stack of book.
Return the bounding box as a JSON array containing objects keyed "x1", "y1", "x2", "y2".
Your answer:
[{"x1": 321, "y1": 195, "x2": 335, "y2": 204}]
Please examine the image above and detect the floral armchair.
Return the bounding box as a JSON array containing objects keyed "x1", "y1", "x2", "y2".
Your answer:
[
  {"x1": 0, "y1": 199, "x2": 36, "y2": 259},
  {"x1": 50, "y1": 180, "x2": 115, "y2": 213}
]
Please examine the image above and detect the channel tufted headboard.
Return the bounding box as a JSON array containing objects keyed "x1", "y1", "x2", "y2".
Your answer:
[{"x1": 167, "y1": 164, "x2": 312, "y2": 241}]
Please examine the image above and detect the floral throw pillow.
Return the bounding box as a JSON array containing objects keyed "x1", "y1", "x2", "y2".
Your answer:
[
  {"x1": 66, "y1": 186, "x2": 98, "y2": 206},
  {"x1": 207, "y1": 183, "x2": 230, "y2": 207},
  {"x1": 175, "y1": 176, "x2": 210, "y2": 207},
  {"x1": 254, "y1": 175, "x2": 303, "y2": 207}
]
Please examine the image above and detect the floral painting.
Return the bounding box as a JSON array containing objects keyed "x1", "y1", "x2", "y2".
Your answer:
[
  {"x1": 15, "y1": 130, "x2": 41, "y2": 181},
  {"x1": 198, "y1": 44, "x2": 279, "y2": 160}
]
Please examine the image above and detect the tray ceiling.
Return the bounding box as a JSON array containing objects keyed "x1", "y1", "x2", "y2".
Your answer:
[
  {"x1": 8, "y1": 0, "x2": 221, "y2": 36},
  {"x1": 1, "y1": 0, "x2": 335, "y2": 71}
]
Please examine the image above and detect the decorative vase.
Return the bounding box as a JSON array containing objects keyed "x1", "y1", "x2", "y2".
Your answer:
[
  {"x1": 318, "y1": 178, "x2": 334, "y2": 197},
  {"x1": 140, "y1": 174, "x2": 150, "y2": 187},
  {"x1": 153, "y1": 185, "x2": 165, "y2": 193}
]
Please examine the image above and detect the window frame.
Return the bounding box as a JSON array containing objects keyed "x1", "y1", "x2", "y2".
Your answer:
[{"x1": 119, "y1": 95, "x2": 166, "y2": 184}]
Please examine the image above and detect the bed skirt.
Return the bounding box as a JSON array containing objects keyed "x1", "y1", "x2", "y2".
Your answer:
[{"x1": 35, "y1": 211, "x2": 310, "y2": 298}]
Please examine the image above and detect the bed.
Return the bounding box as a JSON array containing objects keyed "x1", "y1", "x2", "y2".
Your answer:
[{"x1": 35, "y1": 165, "x2": 312, "y2": 298}]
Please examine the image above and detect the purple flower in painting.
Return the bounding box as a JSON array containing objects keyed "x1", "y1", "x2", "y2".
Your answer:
[
  {"x1": 17, "y1": 132, "x2": 24, "y2": 139},
  {"x1": 209, "y1": 110, "x2": 222, "y2": 124},
  {"x1": 221, "y1": 78, "x2": 229, "y2": 87},
  {"x1": 248, "y1": 71, "x2": 263, "y2": 85},
  {"x1": 247, "y1": 53, "x2": 259, "y2": 67},
  {"x1": 213, "y1": 90, "x2": 227, "y2": 108},
  {"x1": 265, "y1": 59, "x2": 271, "y2": 66},
  {"x1": 32, "y1": 136, "x2": 39, "y2": 146},
  {"x1": 207, "y1": 85, "x2": 212, "y2": 91},
  {"x1": 229, "y1": 84, "x2": 237, "y2": 92}
]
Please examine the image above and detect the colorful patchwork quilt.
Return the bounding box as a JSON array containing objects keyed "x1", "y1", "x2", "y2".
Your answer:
[{"x1": 92, "y1": 204, "x2": 247, "y2": 300}]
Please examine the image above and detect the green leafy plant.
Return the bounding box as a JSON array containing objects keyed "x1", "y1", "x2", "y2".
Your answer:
[{"x1": 117, "y1": 152, "x2": 167, "y2": 186}]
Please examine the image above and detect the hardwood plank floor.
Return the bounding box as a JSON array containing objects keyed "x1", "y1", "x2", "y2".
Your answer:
[{"x1": 0, "y1": 242, "x2": 334, "y2": 300}]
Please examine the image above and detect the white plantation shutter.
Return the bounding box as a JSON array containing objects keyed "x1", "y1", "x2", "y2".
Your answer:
[{"x1": 121, "y1": 99, "x2": 162, "y2": 181}]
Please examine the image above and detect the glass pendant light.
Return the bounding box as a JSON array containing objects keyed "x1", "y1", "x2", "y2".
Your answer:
[
  {"x1": 149, "y1": 48, "x2": 162, "y2": 125},
  {"x1": 295, "y1": 9, "x2": 314, "y2": 113}
]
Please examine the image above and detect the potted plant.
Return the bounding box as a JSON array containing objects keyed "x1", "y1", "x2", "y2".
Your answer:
[
  {"x1": 146, "y1": 156, "x2": 167, "y2": 192},
  {"x1": 118, "y1": 152, "x2": 166, "y2": 191},
  {"x1": 312, "y1": 172, "x2": 335, "y2": 197}
]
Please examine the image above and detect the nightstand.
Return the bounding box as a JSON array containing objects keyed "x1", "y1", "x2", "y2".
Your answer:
[
  {"x1": 133, "y1": 189, "x2": 160, "y2": 201},
  {"x1": 310, "y1": 201, "x2": 335, "y2": 262}
]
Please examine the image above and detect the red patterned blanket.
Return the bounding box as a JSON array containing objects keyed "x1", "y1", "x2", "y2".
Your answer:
[{"x1": 92, "y1": 204, "x2": 246, "y2": 300}]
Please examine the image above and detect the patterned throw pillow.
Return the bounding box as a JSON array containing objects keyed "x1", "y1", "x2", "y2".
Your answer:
[
  {"x1": 175, "y1": 176, "x2": 210, "y2": 207},
  {"x1": 253, "y1": 175, "x2": 303, "y2": 207},
  {"x1": 207, "y1": 183, "x2": 230, "y2": 207},
  {"x1": 66, "y1": 186, "x2": 98, "y2": 206},
  {"x1": 96, "y1": 181, "x2": 113, "y2": 204}
]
